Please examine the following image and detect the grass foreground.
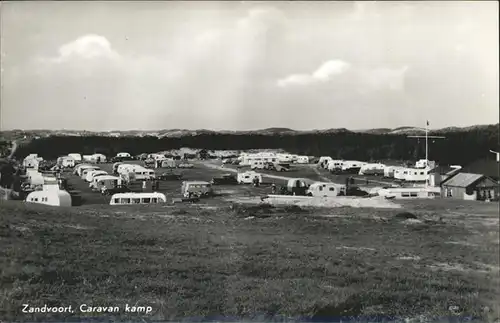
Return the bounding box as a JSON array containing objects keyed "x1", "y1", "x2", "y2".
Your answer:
[{"x1": 0, "y1": 199, "x2": 499, "y2": 322}]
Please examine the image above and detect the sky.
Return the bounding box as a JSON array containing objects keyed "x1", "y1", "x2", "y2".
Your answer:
[{"x1": 0, "y1": 1, "x2": 498, "y2": 131}]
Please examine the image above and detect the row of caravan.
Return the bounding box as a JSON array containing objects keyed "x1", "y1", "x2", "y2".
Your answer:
[
  {"x1": 73, "y1": 163, "x2": 121, "y2": 192},
  {"x1": 238, "y1": 153, "x2": 309, "y2": 166},
  {"x1": 317, "y1": 157, "x2": 450, "y2": 183},
  {"x1": 318, "y1": 157, "x2": 369, "y2": 174}
]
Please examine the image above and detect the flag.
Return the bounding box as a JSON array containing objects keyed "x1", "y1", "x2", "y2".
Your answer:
[{"x1": 426, "y1": 120, "x2": 429, "y2": 126}]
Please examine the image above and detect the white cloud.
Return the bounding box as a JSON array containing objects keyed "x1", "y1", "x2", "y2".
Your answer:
[
  {"x1": 312, "y1": 60, "x2": 351, "y2": 81},
  {"x1": 52, "y1": 34, "x2": 120, "y2": 63},
  {"x1": 277, "y1": 59, "x2": 351, "y2": 87}
]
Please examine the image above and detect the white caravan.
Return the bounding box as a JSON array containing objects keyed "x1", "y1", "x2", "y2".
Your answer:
[
  {"x1": 80, "y1": 167, "x2": 101, "y2": 180},
  {"x1": 377, "y1": 187, "x2": 439, "y2": 199},
  {"x1": 306, "y1": 182, "x2": 346, "y2": 197},
  {"x1": 403, "y1": 167, "x2": 430, "y2": 182},
  {"x1": 26, "y1": 190, "x2": 72, "y2": 207},
  {"x1": 250, "y1": 160, "x2": 266, "y2": 170},
  {"x1": 68, "y1": 153, "x2": 82, "y2": 162},
  {"x1": 318, "y1": 156, "x2": 333, "y2": 169},
  {"x1": 85, "y1": 170, "x2": 108, "y2": 183},
  {"x1": 91, "y1": 175, "x2": 122, "y2": 191},
  {"x1": 383, "y1": 166, "x2": 396, "y2": 178},
  {"x1": 295, "y1": 156, "x2": 309, "y2": 164},
  {"x1": 327, "y1": 160, "x2": 344, "y2": 171},
  {"x1": 110, "y1": 192, "x2": 167, "y2": 205},
  {"x1": 237, "y1": 171, "x2": 263, "y2": 184}
]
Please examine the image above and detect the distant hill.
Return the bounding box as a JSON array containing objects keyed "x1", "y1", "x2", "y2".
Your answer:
[
  {"x1": 9, "y1": 123, "x2": 499, "y2": 167},
  {"x1": 2, "y1": 124, "x2": 496, "y2": 140}
]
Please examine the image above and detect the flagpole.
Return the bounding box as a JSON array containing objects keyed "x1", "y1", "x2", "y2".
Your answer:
[
  {"x1": 425, "y1": 120, "x2": 429, "y2": 188},
  {"x1": 425, "y1": 120, "x2": 428, "y2": 166}
]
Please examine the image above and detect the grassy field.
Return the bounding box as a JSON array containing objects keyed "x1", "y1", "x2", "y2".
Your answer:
[{"x1": 0, "y1": 192, "x2": 498, "y2": 322}]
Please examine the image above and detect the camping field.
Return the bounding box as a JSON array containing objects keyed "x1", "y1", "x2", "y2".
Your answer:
[{"x1": 0, "y1": 192, "x2": 499, "y2": 322}]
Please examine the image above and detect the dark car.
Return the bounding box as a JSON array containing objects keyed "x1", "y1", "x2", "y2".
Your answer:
[
  {"x1": 211, "y1": 174, "x2": 238, "y2": 185},
  {"x1": 110, "y1": 156, "x2": 134, "y2": 163},
  {"x1": 158, "y1": 172, "x2": 183, "y2": 181},
  {"x1": 101, "y1": 185, "x2": 131, "y2": 195}
]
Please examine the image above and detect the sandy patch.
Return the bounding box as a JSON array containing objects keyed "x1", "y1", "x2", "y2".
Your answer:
[
  {"x1": 473, "y1": 262, "x2": 500, "y2": 272},
  {"x1": 317, "y1": 214, "x2": 351, "y2": 218},
  {"x1": 217, "y1": 189, "x2": 239, "y2": 195},
  {"x1": 428, "y1": 262, "x2": 468, "y2": 272},
  {"x1": 265, "y1": 196, "x2": 401, "y2": 209},
  {"x1": 199, "y1": 206, "x2": 219, "y2": 210},
  {"x1": 224, "y1": 197, "x2": 264, "y2": 204},
  {"x1": 154, "y1": 214, "x2": 176, "y2": 219},
  {"x1": 12, "y1": 225, "x2": 31, "y2": 232},
  {"x1": 226, "y1": 195, "x2": 401, "y2": 208},
  {"x1": 64, "y1": 224, "x2": 92, "y2": 230},
  {"x1": 427, "y1": 262, "x2": 495, "y2": 274},
  {"x1": 397, "y1": 255, "x2": 421, "y2": 261},
  {"x1": 445, "y1": 241, "x2": 478, "y2": 247},
  {"x1": 402, "y1": 218, "x2": 423, "y2": 225}
]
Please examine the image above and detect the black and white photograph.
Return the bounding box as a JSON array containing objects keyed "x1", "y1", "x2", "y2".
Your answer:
[{"x1": 0, "y1": 0, "x2": 499, "y2": 322}]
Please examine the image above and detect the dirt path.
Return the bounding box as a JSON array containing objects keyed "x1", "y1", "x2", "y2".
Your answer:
[
  {"x1": 310, "y1": 165, "x2": 333, "y2": 182},
  {"x1": 351, "y1": 177, "x2": 395, "y2": 186}
]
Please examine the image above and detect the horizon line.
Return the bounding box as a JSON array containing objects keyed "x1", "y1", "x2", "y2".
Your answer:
[{"x1": 1, "y1": 123, "x2": 497, "y2": 133}]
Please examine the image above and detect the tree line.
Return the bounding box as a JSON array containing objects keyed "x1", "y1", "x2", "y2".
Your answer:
[{"x1": 12, "y1": 125, "x2": 499, "y2": 167}]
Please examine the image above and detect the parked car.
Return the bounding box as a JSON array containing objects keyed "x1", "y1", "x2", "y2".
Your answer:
[
  {"x1": 178, "y1": 163, "x2": 194, "y2": 169},
  {"x1": 181, "y1": 181, "x2": 213, "y2": 198},
  {"x1": 157, "y1": 171, "x2": 183, "y2": 181},
  {"x1": 211, "y1": 174, "x2": 238, "y2": 185},
  {"x1": 264, "y1": 162, "x2": 290, "y2": 172},
  {"x1": 110, "y1": 156, "x2": 134, "y2": 163}
]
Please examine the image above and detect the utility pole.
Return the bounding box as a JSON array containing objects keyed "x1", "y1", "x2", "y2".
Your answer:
[{"x1": 407, "y1": 120, "x2": 445, "y2": 167}]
